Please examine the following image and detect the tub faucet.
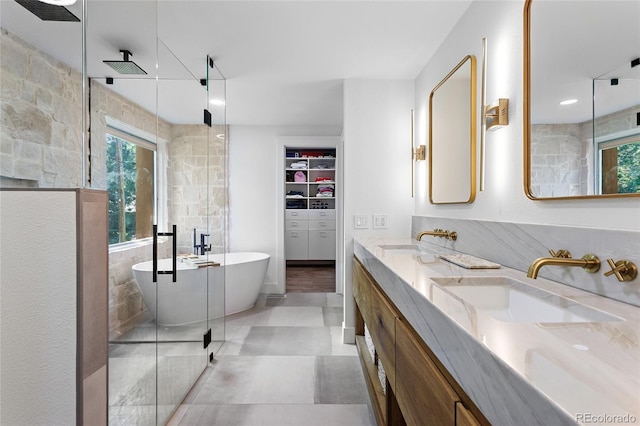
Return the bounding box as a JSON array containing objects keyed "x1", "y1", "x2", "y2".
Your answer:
[
  {"x1": 193, "y1": 228, "x2": 200, "y2": 255},
  {"x1": 193, "y1": 229, "x2": 212, "y2": 255},
  {"x1": 527, "y1": 250, "x2": 600, "y2": 279},
  {"x1": 198, "y1": 233, "x2": 211, "y2": 256}
]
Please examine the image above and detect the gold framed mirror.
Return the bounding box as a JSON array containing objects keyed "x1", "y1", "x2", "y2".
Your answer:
[
  {"x1": 429, "y1": 55, "x2": 477, "y2": 204},
  {"x1": 524, "y1": 0, "x2": 640, "y2": 200}
]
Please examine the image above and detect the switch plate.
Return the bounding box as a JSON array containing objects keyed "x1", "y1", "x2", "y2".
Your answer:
[
  {"x1": 354, "y1": 215, "x2": 368, "y2": 229},
  {"x1": 373, "y1": 214, "x2": 388, "y2": 229}
]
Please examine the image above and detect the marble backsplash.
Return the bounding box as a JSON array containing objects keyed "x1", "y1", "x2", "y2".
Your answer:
[{"x1": 412, "y1": 216, "x2": 640, "y2": 308}]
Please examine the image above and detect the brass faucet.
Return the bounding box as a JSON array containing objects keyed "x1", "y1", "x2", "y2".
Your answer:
[
  {"x1": 527, "y1": 250, "x2": 600, "y2": 279},
  {"x1": 417, "y1": 228, "x2": 457, "y2": 241}
]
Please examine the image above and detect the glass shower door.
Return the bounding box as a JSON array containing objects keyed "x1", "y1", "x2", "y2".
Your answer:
[
  {"x1": 205, "y1": 58, "x2": 228, "y2": 355},
  {"x1": 154, "y1": 40, "x2": 211, "y2": 425}
]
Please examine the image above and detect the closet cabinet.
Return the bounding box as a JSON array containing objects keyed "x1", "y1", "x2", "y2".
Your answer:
[
  {"x1": 353, "y1": 258, "x2": 486, "y2": 426},
  {"x1": 285, "y1": 148, "x2": 336, "y2": 261}
]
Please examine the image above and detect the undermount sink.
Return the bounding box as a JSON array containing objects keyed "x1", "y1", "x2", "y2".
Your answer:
[
  {"x1": 431, "y1": 277, "x2": 622, "y2": 323},
  {"x1": 378, "y1": 244, "x2": 423, "y2": 254}
]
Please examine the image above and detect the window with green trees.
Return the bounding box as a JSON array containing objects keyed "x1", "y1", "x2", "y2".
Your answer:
[
  {"x1": 599, "y1": 135, "x2": 640, "y2": 195},
  {"x1": 107, "y1": 133, "x2": 155, "y2": 244}
]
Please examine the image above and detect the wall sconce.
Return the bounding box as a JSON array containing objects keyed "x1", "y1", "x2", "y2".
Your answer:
[
  {"x1": 410, "y1": 110, "x2": 426, "y2": 197},
  {"x1": 479, "y1": 37, "x2": 510, "y2": 191},
  {"x1": 484, "y1": 98, "x2": 509, "y2": 131}
]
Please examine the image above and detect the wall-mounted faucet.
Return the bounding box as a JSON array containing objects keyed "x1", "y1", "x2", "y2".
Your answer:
[
  {"x1": 417, "y1": 228, "x2": 457, "y2": 241},
  {"x1": 527, "y1": 249, "x2": 600, "y2": 279}
]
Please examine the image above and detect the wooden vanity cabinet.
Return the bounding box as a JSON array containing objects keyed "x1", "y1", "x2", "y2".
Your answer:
[
  {"x1": 353, "y1": 258, "x2": 485, "y2": 426},
  {"x1": 395, "y1": 317, "x2": 458, "y2": 425}
]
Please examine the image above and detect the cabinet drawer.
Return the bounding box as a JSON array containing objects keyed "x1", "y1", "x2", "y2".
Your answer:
[
  {"x1": 285, "y1": 219, "x2": 309, "y2": 230},
  {"x1": 285, "y1": 210, "x2": 309, "y2": 219},
  {"x1": 396, "y1": 318, "x2": 459, "y2": 426},
  {"x1": 456, "y1": 402, "x2": 481, "y2": 426},
  {"x1": 367, "y1": 282, "x2": 398, "y2": 388},
  {"x1": 285, "y1": 231, "x2": 309, "y2": 260},
  {"x1": 309, "y1": 209, "x2": 336, "y2": 219},
  {"x1": 308, "y1": 230, "x2": 335, "y2": 260},
  {"x1": 308, "y1": 219, "x2": 335, "y2": 230},
  {"x1": 352, "y1": 259, "x2": 371, "y2": 322}
]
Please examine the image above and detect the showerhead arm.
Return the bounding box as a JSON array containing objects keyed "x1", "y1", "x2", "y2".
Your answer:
[{"x1": 120, "y1": 50, "x2": 132, "y2": 61}]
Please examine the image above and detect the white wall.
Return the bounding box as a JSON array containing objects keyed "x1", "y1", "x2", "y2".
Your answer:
[
  {"x1": 342, "y1": 79, "x2": 415, "y2": 341},
  {"x1": 414, "y1": 1, "x2": 640, "y2": 230},
  {"x1": 228, "y1": 125, "x2": 342, "y2": 292},
  {"x1": 0, "y1": 191, "x2": 77, "y2": 425}
]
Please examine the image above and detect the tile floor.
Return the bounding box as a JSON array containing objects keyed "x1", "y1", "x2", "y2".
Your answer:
[{"x1": 167, "y1": 293, "x2": 375, "y2": 426}]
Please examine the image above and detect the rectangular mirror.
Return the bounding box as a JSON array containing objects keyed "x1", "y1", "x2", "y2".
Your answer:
[
  {"x1": 429, "y1": 55, "x2": 477, "y2": 204},
  {"x1": 524, "y1": 0, "x2": 640, "y2": 199}
]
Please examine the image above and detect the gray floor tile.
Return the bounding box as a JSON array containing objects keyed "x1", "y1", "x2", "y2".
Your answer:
[
  {"x1": 238, "y1": 326, "x2": 332, "y2": 356},
  {"x1": 174, "y1": 403, "x2": 374, "y2": 426},
  {"x1": 315, "y1": 356, "x2": 369, "y2": 404},
  {"x1": 265, "y1": 292, "x2": 329, "y2": 307},
  {"x1": 190, "y1": 356, "x2": 315, "y2": 405},
  {"x1": 323, "y1": 306, "x2": 343, "y2": 326}
]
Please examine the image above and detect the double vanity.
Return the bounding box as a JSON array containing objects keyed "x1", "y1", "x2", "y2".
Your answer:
[{"x1": 353, "y1": 237, "x2": 639, "y2": 425}]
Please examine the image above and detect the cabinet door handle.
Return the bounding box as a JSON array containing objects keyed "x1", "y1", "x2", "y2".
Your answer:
[
  {"x1": 292, "y1": 222, "x2": 298, "y2": 227},
  {"x1": 291, "y1": 232, "x2": 298, "y2": 238},
  {"x1": 320, "y1": 232, "x2": 327, "y2": 237}
]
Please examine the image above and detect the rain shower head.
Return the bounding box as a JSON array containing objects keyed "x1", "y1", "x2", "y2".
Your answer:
[
  {"x1": 15, "y1": 0, "x2": 80, "y2": 21},
  {"x1": 103, "y1": 50, "x2": 147, "y2": 75}
]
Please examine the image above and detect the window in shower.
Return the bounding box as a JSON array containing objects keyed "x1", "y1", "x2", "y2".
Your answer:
[
  {"x1": 598, "y1": 134, "x2": 640, "y2": 194},
  {"x1": 106, "y1": 126, "x2": 156, "y2": 244}
]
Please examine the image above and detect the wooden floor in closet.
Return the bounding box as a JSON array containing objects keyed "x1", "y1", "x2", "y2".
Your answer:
[{"x1": 286, "y1": 265, "x2": 336, "y2": 293}]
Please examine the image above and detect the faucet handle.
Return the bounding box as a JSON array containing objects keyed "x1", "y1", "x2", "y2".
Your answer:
[
  {"x1": 549, "y1": 249, "x2": 571, "y2": 258},
  {"x1": 604, "y1": 259, "x2": 638, "y2": 282}
]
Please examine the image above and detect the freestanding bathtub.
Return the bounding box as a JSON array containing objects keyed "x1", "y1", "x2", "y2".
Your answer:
[{"x1": 132, "y1": 252, "x2": 270, "y2": 326}]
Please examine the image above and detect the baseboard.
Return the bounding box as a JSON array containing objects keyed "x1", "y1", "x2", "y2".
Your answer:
[{"x1": 342, "y1": 323, "x2": 355, "y2": 344}]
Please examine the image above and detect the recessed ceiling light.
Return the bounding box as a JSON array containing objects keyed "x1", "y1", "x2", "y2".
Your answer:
[
  {"x1": 560, "y1": 99, "x2": 578, "y2": 105},
  {"x1": 209, "y1": 99, "x2": 225, "y2": 106},
  {"x1": 38, "y1": 0, "x2": 77, "y2": 5}
]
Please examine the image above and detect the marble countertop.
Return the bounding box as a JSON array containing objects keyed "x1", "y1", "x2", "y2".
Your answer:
[{"x1": 354, "y1": 238, "x2": 640, "y2": 426}]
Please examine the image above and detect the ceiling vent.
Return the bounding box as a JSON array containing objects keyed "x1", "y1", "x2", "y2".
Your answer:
[{"x1": 15, "y1": 0, "x2": 79, "y2": 22}]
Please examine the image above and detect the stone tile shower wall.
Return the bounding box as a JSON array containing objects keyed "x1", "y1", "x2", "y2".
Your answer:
[
  {"x1": 530, "y1": 122, "x2": 590, "y2": 197},
  {"x1": 0, "y1": 29, "x2": 83, "y2": 187},
  {"x1": 169, "y1": 124, "x2": 228, "y2": 255}
]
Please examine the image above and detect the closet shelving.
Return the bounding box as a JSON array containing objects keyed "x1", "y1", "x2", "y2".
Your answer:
[
  {"x1": 285, "y1": 149, "x2": 336, "y2": 210},
  {"x1": 284, "y1": 148, "x2": 336, "y2": 261}
]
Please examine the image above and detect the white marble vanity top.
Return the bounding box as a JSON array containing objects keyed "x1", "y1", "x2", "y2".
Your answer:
[{"x1": 354, "y1": 238, "x2": 640, "y2": 426}]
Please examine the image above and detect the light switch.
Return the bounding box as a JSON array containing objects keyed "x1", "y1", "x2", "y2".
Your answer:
[
  {"x1": 354, "y1": 215, "x2": 368, "y2": 229},
  {"x1": 373, "y1": 214, "x2": 388, "y2": 229}
]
